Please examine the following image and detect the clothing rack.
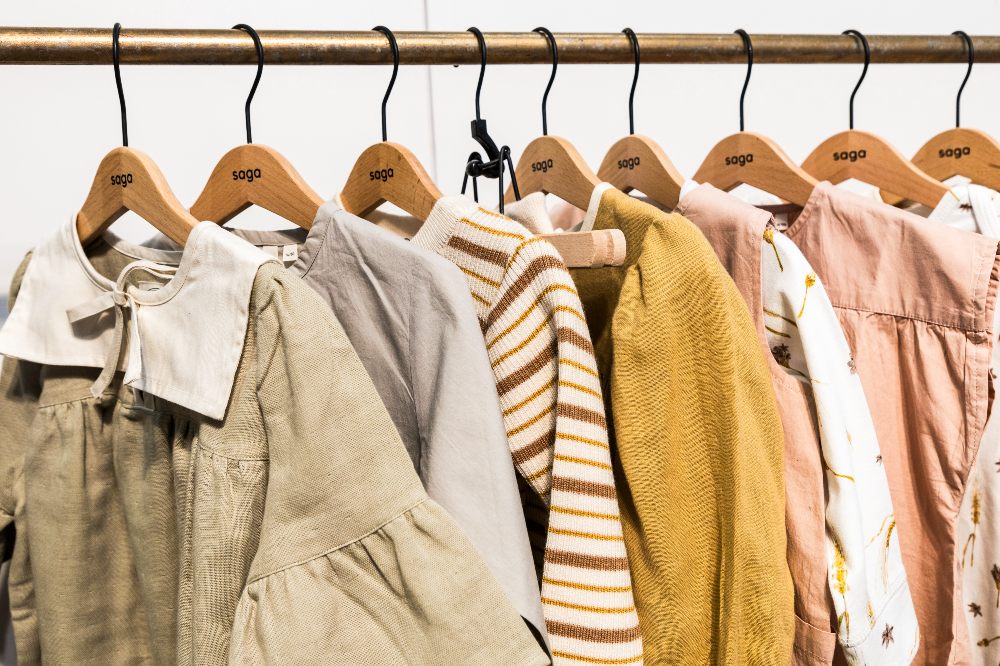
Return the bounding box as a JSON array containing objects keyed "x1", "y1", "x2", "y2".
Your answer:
[{"x1": 1, "y1": 29, "x2": 999, "y2": 65}]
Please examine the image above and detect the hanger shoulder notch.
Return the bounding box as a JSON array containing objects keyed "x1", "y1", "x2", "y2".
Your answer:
[
  {"x1": 340, "y1": 142, "x2": 442, "y2": 221},
  {"x1": 190, "y1": 144, "x2": 323, "y2": 229},
  {"x1": 598, "y1": 135, "x2": 684, "y2": 208},
  {"x1": 76, "y1": 146, "x2": 197, "y2": 247},
  {"x1": 505, "y1": 135, "x2": 600, "y2": 210},
  {"x1": 911, "y1": 127, "x2": 1000, "y2": 191},
  {"x1": 803, "y1": 130, "x2": 948, "y2": 208},
  {"x1": 694, "y1": 132, "x2": 818, "y2": 207}
]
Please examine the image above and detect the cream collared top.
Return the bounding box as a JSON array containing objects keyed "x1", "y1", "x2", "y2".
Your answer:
[{"x1": 0, "y1": 220, "x2": 268, "y2": 419}]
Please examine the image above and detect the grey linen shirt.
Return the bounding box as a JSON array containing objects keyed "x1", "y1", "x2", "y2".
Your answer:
[{"x1": 228, "y1": 201, "x2": 547, "y2": 646}]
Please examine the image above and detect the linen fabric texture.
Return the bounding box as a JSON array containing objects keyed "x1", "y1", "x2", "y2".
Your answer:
[
  {"x1": 779, "y1": 182, "x2": 1000, "y2": 665},
  {"x1": 0, "y1": 221, "x2": 549, "y2": 665},
  {"x1": 409, "y1": 195, "x2": 643, "y2": 666},
  {"x1": 214, "y1": 199, "x2": 546, "y2": 646},
  {"x1": 510, "y1": 186, "x2": 796, "y2": 664},
  {"x1": 677, "y1": 183, "x2": 919, "y2": 664}
]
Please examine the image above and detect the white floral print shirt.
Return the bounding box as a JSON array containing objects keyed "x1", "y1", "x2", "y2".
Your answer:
[{"x1": 762, "y1": 226, "x2": 919, "y2": 663}]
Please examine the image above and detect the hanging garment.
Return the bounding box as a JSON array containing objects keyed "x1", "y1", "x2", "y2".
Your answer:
[
  {"x1": 906, "y1": 182, "x2": 1000, "y2": 665},
  {"x1": 759, "y1": 182, "x2": 1000, "y2": 665},
  {"x1": 0, "y1": 220, "x2": 550, "y2": 665},
  {"x1": 508, "y1": 185, "x2": 795, "y2": 664},
  {"x1": 407, "y1": 195, "x2": 643, "y2": 666},
  {"x1": 212, "y1": 199, "x2": 546, "y2": 645},
  {"x1": 676, "y1": 183, "x2": 919, "y2": 664}
]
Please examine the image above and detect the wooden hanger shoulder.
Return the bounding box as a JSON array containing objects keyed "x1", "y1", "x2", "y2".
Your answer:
[
  {"x1": 802, "y1": 129, "x2": 948, "y2": 208},
  {"x1": 598, "y1": 134, "x2": 684, "y2": 209},
  {"x1": 539, "y1": 228, "x2": 626, "y2": 268},
  {"x1": 911, "y1": 127, "x2": 1000, "y2": 192},
  {"x1": 339, "y1": 141, "x2": 442, "y2": 220},
  {"x1": 76, "y1": 146, "x2": 198, "y2": 247},
  {"x1": 190, "y1": 143, "x2": 323, "y2": 229},
  {"x1": 694, "y1": 131, "x2": 818, "y2": 207},
  {"x1": 504, "y1": 135, "x2": 600, "y2": 210}
]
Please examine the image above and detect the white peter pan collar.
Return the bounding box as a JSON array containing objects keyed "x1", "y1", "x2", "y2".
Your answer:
[{"x1": 0, "y1": 220, "x2": 275, "y2": 419}]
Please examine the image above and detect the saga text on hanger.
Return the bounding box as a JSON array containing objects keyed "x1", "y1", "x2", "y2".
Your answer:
[
  {"x1": 801, "y1": 29, "x2": 948, "y2": 208},
  {"x1": 76, "y1": 22, "x2": 198, "y2": 246},
  {"x1": 190, "y1": 24, "x2": 323, "y2": 229},
  {"x1": 694, "y1": 29, "x2": 818, "y2": 207}
]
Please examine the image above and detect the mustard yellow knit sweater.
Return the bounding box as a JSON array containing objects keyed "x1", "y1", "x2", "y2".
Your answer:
[{"x1": 569, "y1": 189, "x2": 794, "y2": 664}]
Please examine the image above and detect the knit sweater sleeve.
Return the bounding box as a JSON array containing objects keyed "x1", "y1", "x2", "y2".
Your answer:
[
  {"x1": 611, "y1": 214, "x2": 794, "y2": 663},
  {"x1": 488, "y1": 237, "x2": 644, "y2": 665}
]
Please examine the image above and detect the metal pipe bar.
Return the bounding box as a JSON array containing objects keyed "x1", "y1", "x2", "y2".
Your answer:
[{"x1": 0, "y1": 28, "x2": 998, "y2": 65}]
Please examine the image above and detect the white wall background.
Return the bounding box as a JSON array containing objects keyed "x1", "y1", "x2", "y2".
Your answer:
[{"x1": 2, "y1": 0, "x2": 1000, "y2": 307}]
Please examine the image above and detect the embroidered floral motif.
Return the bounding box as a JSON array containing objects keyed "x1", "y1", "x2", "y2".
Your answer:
[
  {"x1": 763, "y1": 227, "x2": 784, "y2": 271},
  {"x1": 833, "y1": 537, "x2": 851, "y2": 639},
  {"x1": 971, "y1": 602, "x2": 984, "y2": 617},
  {"x1": 882, "y1": 624, "x2": 894, "y2": 647},
  {"x1": 798, "y1": 273, "x2": 817, "y2": 318},
  {"x1": 772, "y1": 344, "x2": 791, "y2": 368},
  {"x1": 964, "y1": 489, "x2": 981, "y2": 568},
  {"x1": 978, "y1": 636, "x2": 1000, "y2": 647},
  {"x1": 868, "y1": 514, "x2": 897, "y2": 590},
  {"x1": 992, "y1": 565, "x2": 1000, "y2": 608},
  {"x1": 876, "y1": 454, "x2": 882, "y2": 464}
]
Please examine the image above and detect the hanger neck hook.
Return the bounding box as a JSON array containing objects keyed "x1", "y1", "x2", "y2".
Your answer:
[
  {"x1": 533, "y1": 27, "x2": 557, "y2": 136},
  {"x1": 468, "y1": 27, "x2": 487, "y2": 122},
  {"x1": 623, "y1": 28, "x2": 639, "y2": 135},
  {"x1": 372, "y1": 26, "x2": 398, "y2": 143},
  {"x1": 953, "y1": 30, "x2": 974, "y2": 128},
  {"x1": 842, "y1": 29, "x2": 869, "y2": 130},
  {"x1": 735, "y1": 29, "x2": 752, "y2": 132},
  {"x1": 112, "y1": 23, "x2": 128, "y2": 147},
  {"x1": 232, "y1": 24, "x2": 263, "y2": 144}
]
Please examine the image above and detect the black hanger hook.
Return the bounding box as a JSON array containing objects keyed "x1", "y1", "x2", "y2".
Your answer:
[
  {"x1": 372, "y1": 26, "x2": 398, "y2": 142},
  {"x1": 735, "y1": 29, "x2": 752, "y2": 132},
  {"x1": 623, "y1": 28, "x2": 640, "y2": 135},
  {"x1": 842, "y1": 29, "x2": 870, "y2": 130},
  {"x1": 112, "y1": 22, "x2": 128, "y2": 147},
  {"x1": 232, "y1": 24, "x2": 263, "y2": 144},
  {"x1": 533, "y1": 27, "x2": 558, "y2": 136},
  {"x1": 953, "y1": 30, "x2": 974, "y2": 128},
  {"x1": 468, "y1": 27, "x2": 487, "y2": 122}
]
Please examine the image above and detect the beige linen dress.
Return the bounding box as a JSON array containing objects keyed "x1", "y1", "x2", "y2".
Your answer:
[{"x1": 0, "y1": 221, "x2": 549, "y2": 665}]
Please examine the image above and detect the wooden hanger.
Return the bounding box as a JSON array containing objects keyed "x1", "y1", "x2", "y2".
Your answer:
[
  {"x1": 802, "y1": 30, "x2": 948, "y2": 208},
  {"x1": 694, "y1": 30, "x2": 819, "y2": 207},
  {"x1": 597, "y1": 29, "x2": 684, "y2": 209},
  {"x1": 501, "y1": 27, "x2": 624, "y2": 268},
  {"x1": 503, "y1": 27, "x2": 600, "y2": 210},
  {"x1": 339, "y1": 26, "x2": 442, "y2": 221},
  {"x1": 77, "y1": 24, "x2": 197, "y2": 247},
  {"x1": 190, "y1": 25, "x2": 322, "y2": 228},
  {"x1": 909, "y1": 32, "x2": 1000, "y2": 192}
]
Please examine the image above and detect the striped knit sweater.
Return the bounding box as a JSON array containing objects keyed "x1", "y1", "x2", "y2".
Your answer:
[{"x1": 411, "y1": 195, "x2": 642, "y2": 665}]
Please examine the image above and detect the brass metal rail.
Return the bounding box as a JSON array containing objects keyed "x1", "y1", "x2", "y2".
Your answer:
[{"x1": 0, "y1": 28, "x2": 996, "y2": 65}]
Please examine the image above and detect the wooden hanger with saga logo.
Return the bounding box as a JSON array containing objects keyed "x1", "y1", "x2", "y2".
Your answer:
[
  {"x1": 340, "y1": 26, "x2": 442, "y2": 221},
  {"x1": 191, "y1": 24, "x2": 323, "y2": 229},
  {"x1": 76, "y1": 23, "x2": 198, "y2": 247},
  {"x1": 908, "y1": 31, "x2": 1000, "y2": 193},
  {"x1": 694, "y1": 30, "x2": 818, "y2": 207},
  {"x1": 802, "y1": 29, "x2": 948, "y2": 208},
  {"x1": 598, "y1": 28, "x2": 684, "y2": 209}
]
